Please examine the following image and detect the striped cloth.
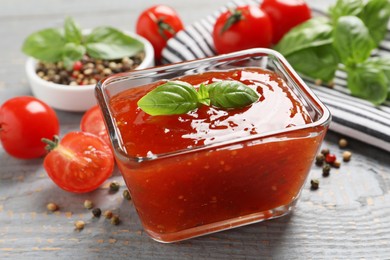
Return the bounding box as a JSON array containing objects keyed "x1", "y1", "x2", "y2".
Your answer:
[{"x1": 161, "y1": 0, "x2": 390, "y2": 152}]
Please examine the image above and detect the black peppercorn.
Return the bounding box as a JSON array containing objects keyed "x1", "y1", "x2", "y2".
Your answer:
[
  {"x1": 322, "y1": 164, "x2": 331, "y2": 177},
  {"x1": 310, "y1": 179, "x2": 319, "y2": 190},
  {"x1": 109, "y1": 181, "x2": 120, "y2": 192},
  {"x1": 92, "y1": 208, "x2": 102, "y2": 218}
]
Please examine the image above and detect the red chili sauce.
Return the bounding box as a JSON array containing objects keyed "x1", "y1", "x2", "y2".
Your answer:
[{"x1": 109, "y1": 68, "x2": 325, "y2": 242}]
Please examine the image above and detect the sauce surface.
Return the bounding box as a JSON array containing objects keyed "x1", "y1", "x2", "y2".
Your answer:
[{"x1": 110, "y1": 68, "x2": 312, "y2": 157}]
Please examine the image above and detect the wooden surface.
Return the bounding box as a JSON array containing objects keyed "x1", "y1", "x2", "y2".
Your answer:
[{"x1": 1, "y1": 0, "x2": 390, "y2": 259}]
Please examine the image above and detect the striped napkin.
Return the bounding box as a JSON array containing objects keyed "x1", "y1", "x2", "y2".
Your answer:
[{"x1": 161, "y1": 0, "x2": 390, "y2": 152}]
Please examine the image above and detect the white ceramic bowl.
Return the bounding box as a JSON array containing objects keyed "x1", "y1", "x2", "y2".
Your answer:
[{"x1": 25, "y1": 31, "x2": 154, "y2": 112}]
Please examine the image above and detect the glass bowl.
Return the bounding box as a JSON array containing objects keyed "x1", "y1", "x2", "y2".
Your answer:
[{"x1": 95, "y1": 48, "x2": 331, "y2": 243}]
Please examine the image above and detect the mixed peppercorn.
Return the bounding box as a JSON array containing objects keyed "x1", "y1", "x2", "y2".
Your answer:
[
  {"x1": 36, "y1": 52, "x2": 145, "y2": 86},
  {"x1": 310, "y1": 137, "x2": 353, "y2": 191},
  {"x1": 46, "y1": 185, "x2": 132, "y2": 231}
]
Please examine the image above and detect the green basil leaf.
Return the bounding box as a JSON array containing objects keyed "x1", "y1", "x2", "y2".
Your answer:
[
  {"x1": 329, "y1": 0, "x2": 364, "y2": 24},
  {"x1": 358, "y1": 0, "x2": 390, "y2": 45},
  {"x1": 137, "y1": 81, "x2": 199, "y2": 116},
  {"x1": 363, "y1": 57, "x2": 390, "y2": 100},
  {"x1": 285, "y1": 44, "x2": 340, "y2": 82},
  {"x1": 197, "y1": 83, "x2": 210, "y2": 106},
  {"x1": 207, "y1": 80, "x2": 259, "y2": 109},
  {"x1": 275, "y1": 17, "x2": 333, "y2": 57},
  {"x1": 22, "y1": 28, "x2": 66, "y2": 62},
  {"x1": 333, "y1": 16, "x2": 375, "y2": 66},
  {"x1": 346, "y1": 61, "x2": 388, "y2": 105},
  {"x1": 85, "y1": 27, "x2": 144, "y2": 60},
  {"x1": 64, "y1": 17, "x2": 83, "y2": 44},
  {"x1": 62, "y1": 43, "x2": 86, "y2": 69}
]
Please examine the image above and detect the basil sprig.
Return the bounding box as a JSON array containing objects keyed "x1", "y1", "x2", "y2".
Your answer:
[
  {"x1": 275, "y1": 0, "x2": 390, "y2": 105},
  {"x1": 22, "y1": 17, "x2": 144, "y2": 69},
  {"x1": 137, "y1": 80, "x2": 259, "y2": 116}
]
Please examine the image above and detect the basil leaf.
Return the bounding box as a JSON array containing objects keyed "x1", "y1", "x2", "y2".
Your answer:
[
  {"x1": 64, "y1": 17, "x2": 83, "y2": 44},
  {"x1": 333, "y1": 16, "x2": 375, "y2": 66},
  {"x1": 85, "y1": 27, "x2": 144, "y2": 60},
  {"x1": 197, "y1": 83, "x2": 210, "y2": 106},
  {"x1": 346, "y1": 61, "x2": 388, "y2": 105},
  {"x1": 275, "y1": 17, "x2": 333, "y2": 57},
  {"x1": 137, "y1": 81, "x2": 199, "y2": 116},
  {"x1": 286, "y1": 44, "x2": 340, "y2": 82},
  {"x1": 358, "y1": 0, "x2": 390, "y2": 45},
  {"x1": 329, "y1": 0, "x2": 364, "y2": 24},
  {"x1": 363, "y1": 57, "x2": 390, "y2": 100},
  {"x1": 22, "y1": 28, "x2": 66, "y2": 62},
  {"x1": 62, "y1": 43, "x2": 86, "y2": 69},
  {"x1": 207, "y1": 81, "x2": 259, "y2": 109}
]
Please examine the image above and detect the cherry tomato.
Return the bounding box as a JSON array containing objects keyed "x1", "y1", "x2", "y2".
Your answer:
[
  {"x1": 80, "y1": 105, "x2": 110, "y2": 146},
  {"x1": 136, "y1": 5, "x2": 184, "y2": 62},
  {"x1": 261, "y1": 0, "x2": 311, "y2": 44},
  {"x1": 43, "y1": 132, "x2": 114, "y2": 193},
  {"x1": 0, "y1": 96, "x2": 59, "y2": 159},
  {"x1": 212, "y1": 5, "x2": 273, "y2": 54}
]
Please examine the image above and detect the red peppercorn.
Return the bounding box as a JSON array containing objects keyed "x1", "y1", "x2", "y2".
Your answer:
[
  {"x1": 325, "y1": 153, "x2": 336, "y2": 164},
  {"x1": 73, "y1": 61, "x2": 83, "y2": 71}
]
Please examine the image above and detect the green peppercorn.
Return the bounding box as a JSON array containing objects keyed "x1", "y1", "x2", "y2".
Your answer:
[
  {"x1": 315, "y1": 153, "x2": 325, "y2": 166},
  {"x1": 321, "y1": 148, "x2": 330, "y2": 156},
  {"x1": 92, "y1": 208, "x2": 102, "y2": 218},
  {"x1": 122, "y1": 189, "x2": 131, "y2": 200},
  {"x1": 111, "y1": 215, "x2": 120, "y2": 225},
  {"x1": 310, "y1": 179, "x2": 320, "y2": 190},
  {"x1": 109, "y1": 181, "x2": 120, "y2": 192},
  {"x1": 322, "y1": 164, "x2": 331, "y2": 177}
]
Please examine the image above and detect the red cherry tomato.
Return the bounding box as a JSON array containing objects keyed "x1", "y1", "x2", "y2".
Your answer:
[
  {"x1": 43, "y1": 132, "x2": 114, "y2": 193},
  {"x1": 212, "y1": 5, "x2": 273, "y2": 54},
  {"x1": 261, "y1": 0, "x2": 311, "y2": 44},
  {"x1": 136, "y1": 5, "x2": 184, "y2": 62},
  {"x1": 80, "y1": 105, "x2": 110, "y2": 146},
  {"x1": 0, "y1": 96, "x2": 59, "y2": 159}
]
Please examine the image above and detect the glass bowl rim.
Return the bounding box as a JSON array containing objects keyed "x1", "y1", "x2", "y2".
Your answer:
[{"x1": 96, "y1": 48, "x2": 331, "y2": 163}]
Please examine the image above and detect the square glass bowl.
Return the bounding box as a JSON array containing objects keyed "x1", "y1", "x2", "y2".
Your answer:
[{"x1": 95, "y1": 48, "x2": 331, "y2": 243}]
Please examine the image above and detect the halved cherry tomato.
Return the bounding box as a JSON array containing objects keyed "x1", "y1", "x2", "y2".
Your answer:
[
  {"x1": 43, "y1": 132, "x2": 114, "y2": 193},
  {"x1": 212, "y1": 5, "x2": 273, "y2": 54},
  {"x1": 0, "y1": 96, "x2": 59, "y2": 159},
  {"x1": 136, "y1": 5, "x2": 184, "y2": 62},
  {"x1": 80, "y1": 105, "x2": 110, "y2": 146},
  {"x1": 261, "y1": 0, "x2": 311, "y2": 44}
]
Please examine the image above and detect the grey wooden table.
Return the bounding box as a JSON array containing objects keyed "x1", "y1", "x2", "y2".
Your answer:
[{"x1": 1, "y1": 0, "x2": 390, "y2": 259}]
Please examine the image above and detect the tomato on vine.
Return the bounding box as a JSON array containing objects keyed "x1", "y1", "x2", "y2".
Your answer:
[
  {"x1": 0, "y1": 96, "x2": 59, "y2": 159},
  {"x1": 136, "y1": 5, "x2": 184, "y2": 62},
  {"x1": 42, "y1": 132, "x2": 114, "y2": 193},
  {"x1": 261, "y1": 0, "x2": 311, "y2": 44},
  {"x1": 212, "y1": 5, "x2": 273, "y2": 54}
]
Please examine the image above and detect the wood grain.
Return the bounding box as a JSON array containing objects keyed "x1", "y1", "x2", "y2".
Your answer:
[{"x1": 1, "y1": 0, "x2": 390, "y2": 259}]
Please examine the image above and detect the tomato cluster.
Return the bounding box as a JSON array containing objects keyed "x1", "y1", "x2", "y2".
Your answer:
[
  {"x1": 0, "y1": 97, "x2": 113, "y2": 193},
  {"x1": 213, "y1": 0, "x2": 311, "y2": 54},
  {"x1": 136, "y1": 1, "x2": 311, "y2": 60}
]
